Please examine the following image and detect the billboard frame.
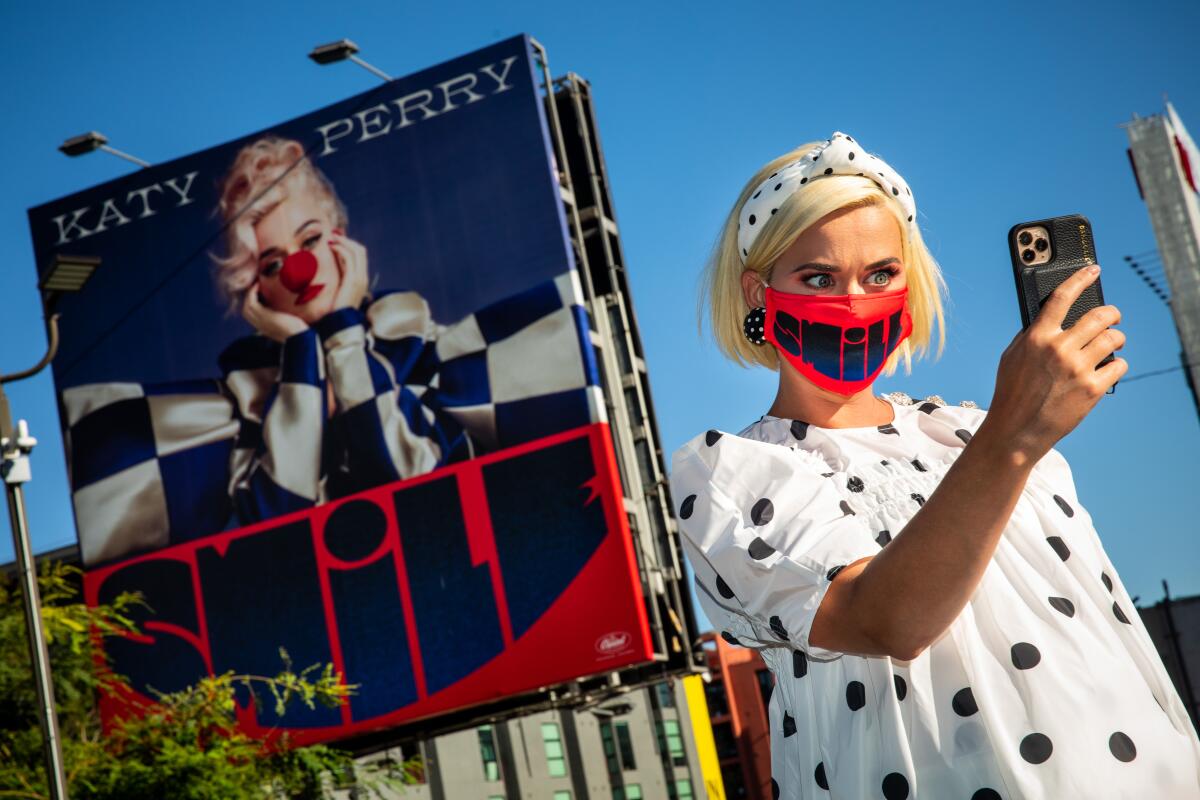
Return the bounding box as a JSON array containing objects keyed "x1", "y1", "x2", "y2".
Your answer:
[{"x1": 16, "y1": 34, "x2": 704, "y2": 756}]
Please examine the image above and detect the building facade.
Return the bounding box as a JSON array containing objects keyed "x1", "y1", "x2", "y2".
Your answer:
[
  {"x1": 346, "y1": 678, "x2": 709, "y2": 799},
  {"x1": 696, "y1": 632, "x2": 773, "y2": 800},
  {"x1": 1138, "y1": 587, "x2": 1200, "y2": 734}
]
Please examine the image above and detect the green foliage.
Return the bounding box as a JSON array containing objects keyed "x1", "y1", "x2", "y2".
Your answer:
[{"x1": 0, "y1": 560, "x2": 420, "y2": 799}]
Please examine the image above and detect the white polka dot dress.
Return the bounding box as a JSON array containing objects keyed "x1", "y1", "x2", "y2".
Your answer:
[{"x1": 671, "y1": 394, "x2": 1200, "y2": 799}]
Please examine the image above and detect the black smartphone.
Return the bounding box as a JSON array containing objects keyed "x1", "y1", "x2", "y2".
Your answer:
[{"x1": 1007, "y1": 214, "x2": 1115, "y2": 371}]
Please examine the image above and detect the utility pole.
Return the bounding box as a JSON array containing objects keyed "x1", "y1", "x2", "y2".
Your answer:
[{"x1": 1, "y1": 314, "x2": 70, "y2": 800}]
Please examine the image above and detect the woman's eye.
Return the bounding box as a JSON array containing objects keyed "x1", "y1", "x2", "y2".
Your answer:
[
  {"x1": 869, "y1": 269, "x2": 893, "y2": 285},
  {"x1": 260, "y1": 259, "x2": 282, "y2": 277},
  {"x1": 803, "y1": 274, "x2": 834, "y2": 289},
  {"x1": 302, "y1": 233, "x2": 322, "y2": 250}
]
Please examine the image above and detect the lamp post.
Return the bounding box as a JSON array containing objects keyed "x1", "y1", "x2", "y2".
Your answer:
[
  {"x1": 308, "y1": 39, "x2": 393, "y2": 82},
  {"x1": 58, "y1": 132, "x2": 151, "y2": 169},
  {"x1": 2, "y1": 254, "x2": 102, "y2": 800}
]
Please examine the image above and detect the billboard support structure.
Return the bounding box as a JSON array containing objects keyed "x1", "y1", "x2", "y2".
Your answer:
[
  {"x1": 531, "y1": 40, "x2": 703, "y2": 676},
  {"x1": 1, "y1": 324, "x2": 70, "y2": 800},
  {"x1": 1125, "y1": 102, "x2": 1200, "y2": 422}
]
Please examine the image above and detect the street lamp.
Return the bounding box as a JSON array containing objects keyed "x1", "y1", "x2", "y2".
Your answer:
[
  {"x1": 58, "y1": 131, "x2": 151, "y2": 169},
  {"x1": 1, "y1": 255, "x2": 101, "y2": 800},
  {"x1": 308, "y1": 38, "x2": 393, "y2": 82},
  {"x1": 39, "y1": 254, "x2": 101, "y2": 297}
]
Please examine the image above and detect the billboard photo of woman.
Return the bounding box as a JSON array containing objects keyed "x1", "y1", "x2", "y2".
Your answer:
[
  {"x1": 212, "y1": 136, "x2": 472, "y2": 523},
  {"x1": 61, "y1": 134, "x2": 597, "y2": 565}
]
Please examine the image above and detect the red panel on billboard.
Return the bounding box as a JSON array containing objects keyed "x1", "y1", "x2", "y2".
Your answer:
[{"x1": 85, "y1": 422, "x2": 652, "y2": 745}]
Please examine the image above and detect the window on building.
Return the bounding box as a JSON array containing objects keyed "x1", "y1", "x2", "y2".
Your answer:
[
  {"x1": 655, "y1": 681, "x2": 675, "y2": 708},
  {"x1": 541, "y1": 722, "x2": 568, "y2": 778},
  {"x1": 656, "y1": 719, "x2": 687, "y2": 767},
  {"x1": 615, "y1": 721, "x2": 637, "y2": 771},
  {"x1": 608, "y1": 305, "x2": 633, "y2": 374},
  {"x1": 478, "y1": 724, "x2": 502, "y2": 782},
  {"x1": 756, "y1": 668, "x2": 774, "y2": 713},
  {"x1": 704, "y1": 680, "x2": 729, "y2": 717},
  {"x1": 553, "y1": 792, "x2": 572, "y2": 800},
  {"x1": 635, "y1": 438, "x2": 655, "y2": 487},
  {"x1": 488, "y1": 796, "x2": 505, "y2": 800},
  {"x1": 624, "y1": 386, "x2": 644, "y2": 428},
  {"x1": 712, "y1": 721, "x2": 738, "y2": 760},
  {"x1": 599, "y1": 720, "x2": 620, "y2": 775},
  {"x1": 618, "y1": 784, "x2": 643, "y2": 800},
  {"x1": 674, "y1": 779, "x2": 695, "y2": 799},
  {"x1": 722, "y1": 763, "x2": 747, "y2": 798}
]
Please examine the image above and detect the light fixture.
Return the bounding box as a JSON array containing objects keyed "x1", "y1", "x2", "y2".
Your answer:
[
  {"x1": 39, "y1": 254, "x2": 101, "y2": 294},
  {"x1": 309, "y1": 39, "x2": 360, "y2": 64},
  {"x1": 58, "y1": 132, "x2": 150, "y2": 168},
  {"x1": 59, "y1": 131, "x2": 108, "y2": 157},
  {"x1": 308, "y1": 38, "x2": 392, "y2": 81}
]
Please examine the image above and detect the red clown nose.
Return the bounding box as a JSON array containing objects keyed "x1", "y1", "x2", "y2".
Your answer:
[{"x1": 280, "y1": 250, "x2": 318, "y2": 292}]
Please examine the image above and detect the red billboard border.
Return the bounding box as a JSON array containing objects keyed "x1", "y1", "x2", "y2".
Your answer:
[{"x1": 84, "y1": 422, "x2": 653, "y2": 746}]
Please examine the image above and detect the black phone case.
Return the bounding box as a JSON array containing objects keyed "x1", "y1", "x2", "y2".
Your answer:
[{"x1": 1008, "y1": 214, "x2": 1114, "y2": 369}]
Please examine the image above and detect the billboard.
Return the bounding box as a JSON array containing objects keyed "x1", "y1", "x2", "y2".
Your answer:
[{"x1": 27, "y1": 35, "x2": 653, "y2": 744}]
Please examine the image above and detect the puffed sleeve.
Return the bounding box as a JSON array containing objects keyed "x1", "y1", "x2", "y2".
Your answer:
[
  {"x1": 318, "y1": 293, "x2": 468, "y2": 486},
  {"x1": 671, "y1": 430, "x2": 882, "y2": 661},
  {"x1": 221, "y1": 330, "x2": 326, "y2": 523},
  {"x1": 61, "y1": 379, "x2": 237, "y2": 565}
]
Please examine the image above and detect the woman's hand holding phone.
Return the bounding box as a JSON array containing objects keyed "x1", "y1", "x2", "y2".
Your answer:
[{"x1": 978, "y1": 265, "x2": 1128, "y2": 466}]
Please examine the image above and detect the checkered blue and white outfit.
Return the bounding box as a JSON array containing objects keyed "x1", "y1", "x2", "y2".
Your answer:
[{"x1": 63, "y1": 271, "x2": 603, "y2": 566}]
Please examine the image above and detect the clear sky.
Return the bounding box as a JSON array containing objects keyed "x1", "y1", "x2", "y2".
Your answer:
[{"x1": 2, "y1": 1, "x2": 1198, "y2": 636}]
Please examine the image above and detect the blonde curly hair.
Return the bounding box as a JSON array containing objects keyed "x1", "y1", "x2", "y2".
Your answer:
[{"x1": 212, "y1": 136, "x2": 348, "y2": 313}]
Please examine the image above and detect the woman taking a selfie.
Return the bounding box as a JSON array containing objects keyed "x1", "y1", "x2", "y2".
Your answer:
[{"x1": 672, "y1": 132, "x2": 1200, "y2": 798}]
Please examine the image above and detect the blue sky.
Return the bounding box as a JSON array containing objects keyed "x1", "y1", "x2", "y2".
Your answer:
[{"x1": 2, "y1": 1, "x2": 1198, "y2": 634}]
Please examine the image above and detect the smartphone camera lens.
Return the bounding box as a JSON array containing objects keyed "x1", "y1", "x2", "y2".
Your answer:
[
  {"x1": 1018, "y1": 231, "x2": 1033, "y2": 246},
  {"x1": 1022, "y1": 249, "x2": 1035, "y2": 263},
  {"x1": 1034, "y1": 237, "x2": 1048, "y2": 252}
]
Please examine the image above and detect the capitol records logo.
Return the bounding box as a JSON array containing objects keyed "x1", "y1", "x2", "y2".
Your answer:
[{"x1": 595, "y1": 631, "x2": 632, "y2": 655}]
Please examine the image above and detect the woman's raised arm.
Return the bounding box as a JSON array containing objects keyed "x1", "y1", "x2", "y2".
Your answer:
[{"x1": 812, "y1": 264, "x2": 1128, "y2": 660}]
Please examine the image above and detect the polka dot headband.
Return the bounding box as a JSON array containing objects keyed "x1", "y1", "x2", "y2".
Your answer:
[{"x1": 737, "y1": 131, "x2": 916, "y2": 264}]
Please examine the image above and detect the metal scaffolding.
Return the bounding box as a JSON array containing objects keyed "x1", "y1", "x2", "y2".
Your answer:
[
  {"x1": 530, "y1": 39, "x2": 704, "y2": 683},
  {"x1": 1125, "y1": 103, "x2": 1200, "y2": 420}
]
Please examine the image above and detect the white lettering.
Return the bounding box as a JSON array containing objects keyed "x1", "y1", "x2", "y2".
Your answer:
[
  {"x1": 315, "y1": 118, "x2": 355, "y2": 157},
  {"x1": 52, "y1": 208, "x2": 94, "y2": 245},
  {"x1": 391, "y1": 90, "x2": 440, "y2": 129},
  {"x1": 355, "y1": 104, "x2": 393, "y2": 143},
  {"x1": 126, "y1": 184, "x2": 163, "y2": 218},
  {"x1": 162, "y1": 171, "x2": 199, "y2": 206},
  {"x1": 478, "y1": 57, "x2": 518, "y2": 94},
  {"x1": 93, "y1": 198, "x2": 132, "y2": 233},
  {"x1": 436, "y1": 72, "x2": 485, "y2": 111},
  {"x1": 309, "y1": 52, "x2": 524, "y2": 152}
]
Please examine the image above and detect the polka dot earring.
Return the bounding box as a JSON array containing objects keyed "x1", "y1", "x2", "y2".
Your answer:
[{"x1": 743, "y1": 306, "x2": 767, "y2": 345}]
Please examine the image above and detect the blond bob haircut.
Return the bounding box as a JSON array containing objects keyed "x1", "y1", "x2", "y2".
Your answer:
[
  {"x1": 213, "y1": 136, "x2": 348, "y2": 313},
  {"x1": 703, "y1": 141, "x2": 947, "y2": 376}
]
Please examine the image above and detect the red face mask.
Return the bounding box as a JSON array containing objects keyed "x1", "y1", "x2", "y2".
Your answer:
[{"x1": 764, "y1": 286, "x2": 913, "y2": 396}]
